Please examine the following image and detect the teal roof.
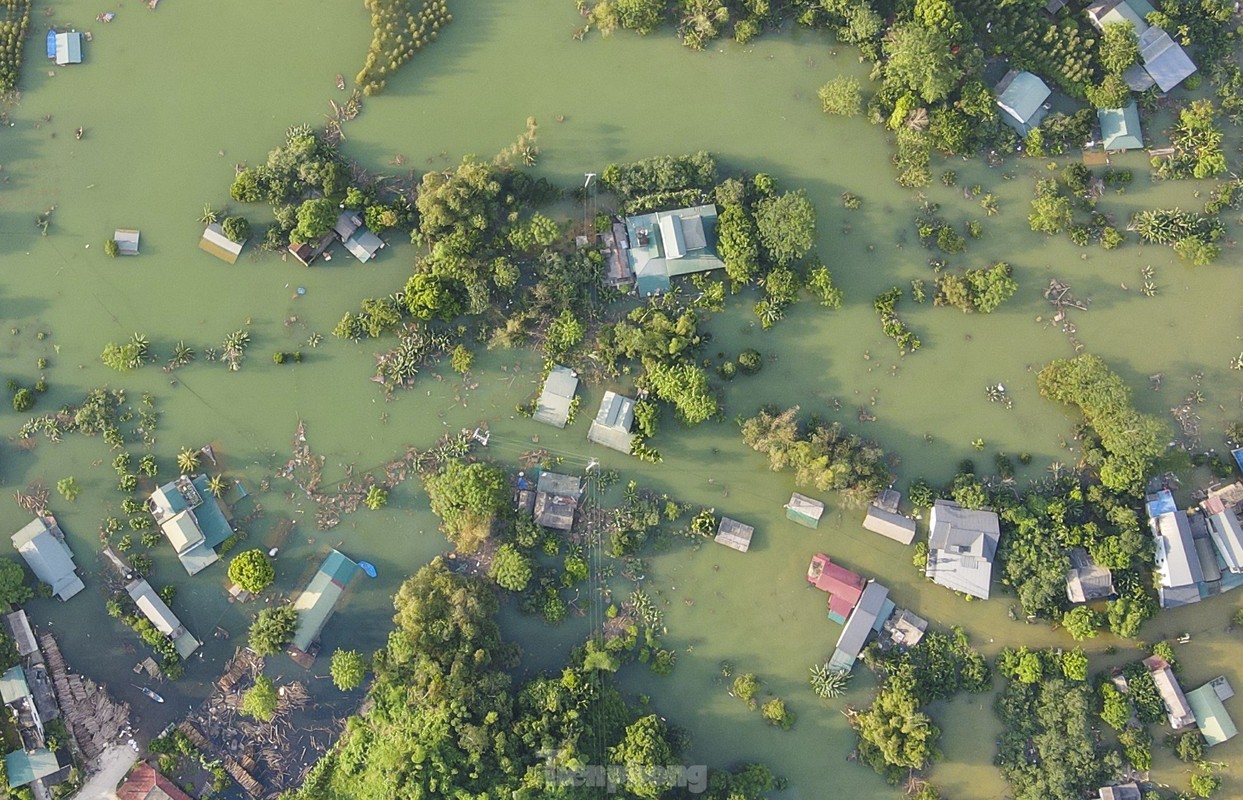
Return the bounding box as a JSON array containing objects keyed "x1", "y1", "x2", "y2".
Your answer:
[
  {"x1": 190, "y1": 476, "x2": 234, "y2": 548},
  {"x1": 1099, "y1": 102, "x2": 1144, "y2": 151},
  {"x1": 5, "y1": 748, "x2": 60, "y2": 788},
  {"x1": 995, "y1": 71, "x2": 1051, "y2": 135},
  {"x1": 1188, "y1": 683, "x2": 1238, "y2": 746},
  {"x1": 623, "y1": 205, "x2": 724, "y2": 295},
  {"x1": 291, "y1": 550, "x2": 360, "y2": 654},
  {"x1": 0, "y1": 666, "x2": 29, "y2": 706}
]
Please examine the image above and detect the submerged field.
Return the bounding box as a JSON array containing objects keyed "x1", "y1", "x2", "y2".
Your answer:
[{"x1": 0, "y1": 1, "x2": 1240, "y2": 798}]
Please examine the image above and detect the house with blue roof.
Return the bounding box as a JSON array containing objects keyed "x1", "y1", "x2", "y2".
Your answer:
[
  {"x1": 622, "y1": 205, "x2": 725, "y2": 295},
  {"x1": 148, "y1": 475, "x2": 234, "y2": 575},
  {"x1": 1099, "y1": 102, "x2": 1144, "y2": 152}
]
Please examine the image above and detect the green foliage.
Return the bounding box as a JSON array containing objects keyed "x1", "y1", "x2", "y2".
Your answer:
[
  {"x1": 1157, "y1": 100, "x2": 1227, "y2": 181},
  {"x1": 1061, "y1": 606, "x2": 1102, "y2": 641},
  {"x1": 449, "y1": 344, "x2": 474, "y2": 374},
  {"x1": 599, "y1": 151, "x2": 717, "y2": 199},
  {"x1": 1130, "y1": 207, "x2": 1224, "y2": 265},
  {"x1": 291, "y1": 198, "x2": 337, "y2": 244},
  {"x1": 0, "y1": 558, "x2": 32, "y2": 606},
  {"x1": 356, "y1": 0, "x2": 453, "y2": 96},
  {"x1": 641, "y1": 360, "x2": 718, "y2": 424},
  {"x1": 1098, "y1": 22, "x2": 1139, "y2": 74},
  {"x1": 1190, "y1": 765, "x2": 1221, "y2": 798},
  {"x1": 221, "y1": 215, "x2": 251, "y2": 243},
  {"x1": 935, "y1": 261, "x2": 1016, "y2": 313},
  {"x1": 854, "y1": 683, "x2": 941, "y2": 776},
  {"x1": 883, "y1": 24, "x2": 963, "y2": 104},
  {"x1": 423, "y1": 460, "x2": 509, "y2": 553},
  {"x1": 1118, "y1": 724, "x2": 1151, "y2": 771},
  {"x1": 755, "y1": 190, "x2": 815, "y2": 266},
  {"x1": 1061, "y1": 648, "x2": 1088, "y2": 681},
  {"x1": 819, "y1": 75, "x2": 863, "y2": 117},
  {"x1": 716, "y1": 201, "x2": 761, "y2": 284},
  {"x1": 103, "y1": 238, "x2": 120, "y2": 257},
  {"x1": 247, "y1": 604, "x2": 299, "y2": 656},
  {"x1": 100, "y1": 336, "x2": 149, "y2": 372},
  {"x1": 56, "y1": 476, "x2": 80, "y2": 503},
  {"x1": 1086, "y1": 72, "x2": 1133, "y2": 110},
  {"x1": 362, "y1": 485, "x2": 388, "y2": 511},
  {"x1": 810, "y1": 663, "x2": 851, "y2": 698},
  {"x1": 805, "y1": 264, "x2": 844, "y2": 308},
  {"x1": 732, "y1": 672, "x2": 759, "y2": 704},
  {"x1": 1100, "y1": 681, "x2": 1131, "y2": 730},
  {"x1": 329, "y1": 649, "x2": 367, "y2": 691},
  {"x1": 609, "y1": 715, "x2": 678, "y2": 799},
  {"x1": 760, "y1": 697, "x2": 795, "y2": 729},
  {"x1": 241, "y1": 675, "x2": 278, "y2": 722},
  {"x1": 873, "y1": 287, "x2": 921, "y2": 354},
  {"x1": 1029, "y1": 179, "x2": 1073, "y2": 235},
  {"x1": 489, "y1": 543, "x2": 534, "y2": 592},
  {"x1": 544, "y1": 309, "x2": 585, "y2": 359},
  {"x1": 229, "y1": 549, "x2": 276, "y2": 593},
  {"x1": 1122, "y1": 664, "x2": 1166, "y2": 724},
  {"x1": 1173, "y1": 729, "x2": 1205, "y2": 763},
  {"x1": 403, "y1": 273, "x2": 465, "y2": 322}
]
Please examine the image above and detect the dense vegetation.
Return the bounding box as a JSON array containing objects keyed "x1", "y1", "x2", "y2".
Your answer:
[
  {"x1": 292, "y1": 559, "x2": 778, "y2": 799},
  {"x1": 0, "y1": 0, "x2": 30, "y2": 92},
  {"x1": 357, "y1": 0, "x2": 453, "y2": 96}
]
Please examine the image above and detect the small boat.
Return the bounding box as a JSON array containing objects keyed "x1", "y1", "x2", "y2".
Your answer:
[
  {"x1": 46, "y1": 29, "x2": 56, "y2": 59},
  {"x1": 133, "y1": 685, "x2": 164, "y2": 703},
  {"x1": 358, "y1": 561, "x2": 377, "y2": 579}
]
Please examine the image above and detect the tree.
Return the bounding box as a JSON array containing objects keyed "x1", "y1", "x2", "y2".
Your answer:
[
  {"x1": 248, "y1": 604, "x2": 299, "y2": 656},
  {"x1": 449, "y1": 344, "x2": 474, "y2": 374},
  {"x1": 100, "y1": 341, "x2": 145, "y2": 372},
  {"x1": 176, "y1": 448, "x2": 200, "y2": 475},
  {"x1": 364, "y1": 486, "x2": 388, "y2": 511},
  {"x1": 103, "y1": 238, "x2": 120, "y2": 257},
  {"x1": 329, "y1": 649, "x2": 367, "y2": 691},
  {"x1": 1099, "y1": 22, "x2": 1140, "y2": 75},
  {"x1": 206, "y1": 474, "x2": 228, "y2": 497},
  {"x1": 818, "y1": 75, "x2": 863, "y2": 117},
  {"x1": 615, "y1": 0, "x2": 666, "y2": 35},
  {"x1": 761, "y1": 697, "x2": 795, "y2": 729},
  {"x1": 715, "y1": 202, "x2": 760, "y2": 284},
  {"x1": 1086, "y1": 72, "x2": 1132, "y2": 110},
  {"x1": 732, "y1": 672, "x2": 759, "y2": 703},
  {"x1": 403, "y1": 273, "x2": 465, "y2": 322},
  {"x1": 806, "y1": 264, "x2": 844, "y2": 308},
  {"x1": 1061, "y1": 606, "x2": 1102, "y2": 640},
  {"x1": 1061, "y1": 648, "x2": 1088, "y2": 681},
  {"x1": 1190, "y1": 766, "x2": 1221, "y2": 798},
  {"x1": 0, "y1": 559, "x2": 32, "y2": 605},
  {"x1": 11, "y1": 388, "x2": 33, "y2": 412},
  {"x1": 422, "y1": 460, "x2": 510, "y2": 553},
  {"x1": 489, "y1": 543, "x2": 534, "y2": 592},
  {"x1": 222, "y1": 215, "x2": 251, "y2": 243},
  {"x1": 1100, "y1": 682, "x2": 1131, "y2": 730},
  {"x1": 1029, "y1": 180, "x2": 1073, "y2": 235},
  {"x1": 229, "y1": 169, "x2": 262, "y2": 203},
  {"x1": 883, "y1": 24, "x2": 964, "y2": 104},
  {"x1": 241, "y1": 675, "x2": 278, "y2": 722},
  {"x1": 56, "y1": 476, "x2": 80, "y2": 503},
  {"x1": 642, "y1": 360, "x2": 718, "y2": 424},
  {"x1": 854, "y1": 684, "x2": 940, "y2": 773},
  {"x1": 1173, "y1": 730, "x2": 1205, "y2": 763},
  {"x1": 755, "y1": 191, "x2": 815, "y2": 266},
  {"x1": 608, "y1": 715, "x2": 678, "y2": 800},
  {"x1": 810, "y1": 663, "x2": 851, "y2": 698},
  {"x1": 291, "y1": 198, "x2": 336, "y2": 244},
  {"x1": 228, "y1": 550, "x2": 276, "y2": 594}
]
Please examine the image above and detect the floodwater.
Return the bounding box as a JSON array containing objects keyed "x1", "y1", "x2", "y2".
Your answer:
[{"x1": 1, "y1": 1, "x2": 1240, "y2": 797}]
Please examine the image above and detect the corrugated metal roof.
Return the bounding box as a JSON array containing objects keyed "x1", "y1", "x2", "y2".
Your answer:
[
  {"x1": 863, "y1": 506, "x2": 917, "y2": 545},
  {"x1": 1099, "y1": 103, "x2": 1144, "y2": 151},
  {"x1": 1188, "y1": 682, "x2": 1238, "y2": 746},
  {"x1": 925, "y1": 500, "x2": 998, "y2": 599},
  {"x1": 1152, "y1": 508, "x2": 1204, "y2": 588},
  {"x1": 113, "y1": 229, "x2": 140, "y2": 255},
  {"x1": 0, "y1": 665, "x2": 30, "y2": 705},
  {"x1": 1206, "y1": 509, "x2": 1243, "y2": 572},
  {"x1": 200, "y1": 224, "x2": 243, "y2": 263},
  {"x1": 995, "y1": 70, "x2": 1052, "y2": 134},
  {"x1": 55, "y1": 32, "x2": 81, "y2": 65},
  {"x1": 4, "y1": 611, "x2": 38, "y2": 657},
  {"x1": 1139, "y1": 26, "x2": 1197, "y2": 91},
  {"x1": 344, "y1": 229, "x2": 385, "y2": 262},
  {"x1": 714, "y1": 517, "x2": 754, "y2": 552},
  {"x1": 4, "y1": 747, "x2": 61, "y2": 788},
  {"x1": 161, "y1": 510, "x2": 204, "y2": 554},
  {"x1": 533, "y1": 366, "x2": 578, "y2": 428},
  {"x1": 786, "y1": 493, "x2": 824, "y2": 528},
  {"x1": 291, "y1": 550, "x2": 360, "y2": 653},
  {"x1": 587, "y1": 391, "x2": 636, "y2": 453},
  {"x1": 829, "y1": 582, "x2": 889, "y2": 672},
  {"x1": 11, "y1": 517, "x2": 84, "y2": 601}
]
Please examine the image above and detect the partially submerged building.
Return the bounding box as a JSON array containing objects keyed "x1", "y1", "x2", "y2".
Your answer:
[
  {"x1": 1148, "y1": 489, "x2": 1204, "y2": 608},
  {"x1": 785, "y1": 493, "x2": 824, "y2": 529},
  {"x1": 54, "y1": 31, "x2": 82, "y2": 66},
  {"x1": 148, "y1": 474, "x2": 234, "y2": 575},
  {"x1": 534, "y1": 472, "x2": 583, "y2": 531},
  {"x1": 1187, "y1": 677, "x2": 1237, "y2": 747},
  {"x1": 806, "y1": 553, "x2": 866, "y2": 624},
  {"x1": 4, "y1": 748, "x2": 65, "y2": 791},
  {"x1": 1096, "y1": 783, "x2": 1142, "y2": 800},
  {"x1": 1143, "y1": 654, "x2": 1195, "y2": 729},
  {"x1": 1202, "y1": 494, "x2": 1243, "y2": 573},
  {"x1": 622, "y1": 205, "x2": 725, "y2": 295},
  {"x1": 1066, "y1": 547, "x2": 1115, "y2": 603},
  {"x1": 532, "y1": 365, "x2": 579, "y2": 428},
  {"x1": 1099, "y1": 102, "x2": 1144, "y2": 152},
  {"x1": 335, "y1": 210, "x2": 386, "y2": 263},
  {"x1": 126, "y1": 579, "x2": 201, "y2": 659},
  {"x1": 714, "y1": 517, "x2": 754, "y2": 553},
  {"x1": 11, "y1": 517, "x2": 84, "y2": 601},
  {"x1": 924, "y1": 500, "x2": 999, "y2": 600},
  {"x1": 862, "y1": 489, "x2": 916, "y2": 545},
  {"x1": 289, "y1": 549, "x2": 362, "y2": 667},
  {"x1": 586, "y1": 391, "x2": 636, "y2": 453},
  {"x1": 995, "y1": 70, "x2": 1052, "y2": 136},
  {"x1": 116, "y1": 762, "x2": 195, "y2": 800},
  {"x1": 880, "y1": 607, "x2": 927, "y2": 650},
  {"x1": 199, "y1": 223, "x2": 245, "y2": 263},
  {"x1": 1086, "y1": 0, "x2": 1196, "y2": 91},
  {"x1": 828, "y1": 581, "x2": 894, "y2": 673},
  {"x1": 113, "y1": 229, "x2": 140, "y2": 255}
]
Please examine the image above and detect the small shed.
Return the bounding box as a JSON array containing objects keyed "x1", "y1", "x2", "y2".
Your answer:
[
  {"x1": 532, "y1": 365, "x2": 579, "y2": 428},
  {"x1": 587, "y1": 391, "x2": 636, "y2": 453},
  {"x1": 54, "y1": 32, "x2": 82, "y2": 66},
  {"x1": 344, "y1": 229, "x2": 385, "y2": 263},
  {"x1": 863, "y1": 505, "x2": 917, "y2": 545},
  {"x1": 715, "y1": 517, "x2": 754, "y2": 552},
  {"x1": 199, "y1": 223, "x2": 244, "y2": 264},
  {"x1": 1099, "y1": 102, "x2": 1144, "y2": 152},
  {"x1": 995, "y1": 70, "x2": 1051, "y2": 136},
  {"x1": 4, "y1": 611, "x2": 38, "y2": 659},
  {"x1": 534, "y1": 472, "x2": 583, "y2": 531},
  {"x1": 785, "y1": 493, "x2": 824, "y2": 529},
  {"x1": 333, "y1": 210, "x2": 363, "y2": 242},
  {"x1": 113, "y1": 229, "x2": 140, "y2": 255},
  {"x1": 881, "y1": 608, "x2": 928, "y2": 649}
]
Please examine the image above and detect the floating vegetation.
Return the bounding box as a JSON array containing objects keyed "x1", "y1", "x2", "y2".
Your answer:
[
  {"x1": 0, "y1": 1, "x2": 31, "y2": 92},
  {"x1": 305, "y1": 333, "x2": 323, "y2": 348},
  {"x1": 873, "y1": 287, "x2": 921, "y2": 355},
  {"x1": 629, "y1": 589, "x2": 663, "y2": 629},
  {"x1": 164, "y1": 340, "x2": 195, "y2": 372},
  {"x1": 220, "y1": 329, "x2": 251, "y2": 371},
  {"x1": 372, "y1": 326, "x2": 452, "y2": 391},
  {"x1": 356, "y1": 0, "x2": 453, "y2": 97},
  {"x1": 19, "y1": 388, "x2": 128, "y2": 447},
  {"x1": 986, "y1": 383, "x2": 1013, "y2": 409}
]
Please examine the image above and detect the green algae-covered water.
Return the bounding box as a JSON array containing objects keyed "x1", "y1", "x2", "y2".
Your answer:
[{"x1": 2, "y1": 1, "x2": 1241, "y2": 797}]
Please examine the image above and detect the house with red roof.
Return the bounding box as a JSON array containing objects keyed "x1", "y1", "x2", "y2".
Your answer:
[
  {"x1": 806, "y1": 553, "x2": 866, "y2": 623},
  {"x1": 116, "y1": 761, "x2": 195, "y2": 800}
]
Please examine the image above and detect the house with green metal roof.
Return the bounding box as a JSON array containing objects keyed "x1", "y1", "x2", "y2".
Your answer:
[
  {"x1": 622, "y1": 205, "x2": 724, "y2": 295},
  {"x1": 785, "y1": 493, "x2": 824, "y2": 529},
  {"x1": 289, "y1": 549, "x2": 362, "y2": 667},
  {"x1": 148, "y1": 475, "x2": 234, "y2": 575},
  {"x1": 1187, "y1": 677, "x2": 1238, "y2": 747},
  {"x1": 1099, "y1": 102, "x2": 1144, "y2": 151},
  {"x1": 995, "y1": 70, "x2": 1051, "y2": 136},
  {"x1": 5, "y1": 748, "x2": 62, "y2": 789}
]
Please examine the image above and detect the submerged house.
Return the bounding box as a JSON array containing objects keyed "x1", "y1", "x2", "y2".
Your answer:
[
  {"x1": 881, "y1": 607, "x2": 928, "y2": 649},
  {"x1": 924, "y1": 500, "x2": 1000, "y2": 600},
  {"x1": 1066, "y1": 547, "x2": 1116, "y2": 603},
  {"x1": 334, "y1": 210, "x2": 386, "y2": 263},
  {"x1": 828, "y1": 581, "x2": 894, "y2": 673},
  {"x1": 11, "y1": 517, "x2": 84, "y2": 602},
  {"x1": 289, "y1": 549, "x2": 362, "y2": 667},
  {"x1": 1202, "y1": 494, "x2": 1243, "y2": 573},
  {"x1": 1099, "y1": 102, "x2": 1144, "y2": 152},
  {"x1": 54, "y1": 31, "x2": 82, "y2": 66},
  {"x1": 1086, "y1": 0, "x2": 1196, "y2": 91},
  {"x1": 113, "y1": 229, "x2": 140, "y2": 256},
  {"x1": 622, "y1": 205, "x2": 725, "y2": 295},
  {"x1": 534, "y1": 472, "x2": 583, "y2": 531},
  {"x1": 532, "y1": 365, "x2": 579, "y2": 428},
  {"x1": 1187, "y1": 677, "x2": 1237, "y2": 747},
  {"x1": 994, "y1": 70, "x2": 1051, "y2": 136},
  {"x1": 199, "y1": 223, "x2": 244, "y2": 264},
  {"x1": 148, "y1": 474, "x2": 234, "y2": 575},
  {"x1": 1143, "y1": 654, "x2": 1196, "y2": 729},
  {"x1": 862, "y1": 489, "x2": 916, "y2": 545},
  {"x1": 1148, "y1": 489, "x2": 1205, "y2": 608},
  {"x1": 126, "y1": 579, "x2": 200, "y2": 659},
  {"x1": 1096, "y1": 783, "x2": 1142, "y2": 800},
  {"x1": 806, "y1": 553, "x2": 866, "y2": 624},
  {"x1": 785, "y1": 493, "x2": 825, "y2": 529},
  {"x1": 586, "y1": 391, "x2": 636, "y2": 453},
  {"x1": 714, "y1": 517, "x2": 754, "y2": 553}
]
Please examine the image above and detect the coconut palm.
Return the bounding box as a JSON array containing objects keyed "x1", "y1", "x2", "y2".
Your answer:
[
  {"x1": 206, "y1": 474, "x2": 227, "y2": 497},
  {"x1": 810, "y1": 663, "x2": 851, "y2": 699},
  {"x1": 177, "y1": 448, "x2": 201, "y2": 475},
  {"x1": 199, "y1": 204, "x2": 220, "y2": 226}
]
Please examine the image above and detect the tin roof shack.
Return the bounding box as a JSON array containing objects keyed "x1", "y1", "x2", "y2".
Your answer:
[
  {"x1": 924, "y1": 500, "x2": 999, "y2": 600},
  {"x1": 1099, "y1": 103, "x2": 1144, "y2": 152},
  {"x1": 199, "y1": 223, "x2": 245, "y2": 263},
  {"x1": 714, "y1": 517, "x2": 754, "y2": 553},
  {"x1": 1066, "y1": 547, "x2": 1116, "y2": 603},
  {"x1": 622, "y1": 205, "x2": 725, "y2": 295},
  {"x1": 1148, "y1": 489, "x2": 1205, "y2": 608},
  {"x1": 54, "y1": 31, "x2": 82, "y2": 65},
  {"x1": 289, "y1": 549, "x2": 362, "y2": 667},
  {"x1": 1143, "y1": 654, "x2": 1195, "y2": 729},
  {"x1": 4, "y1": 611, "x2": 38, "y2": 659},
  {"x1": 880, "y1": 608, "x2": 927, "y2": 650},
  {"x1": 149, "y1": 474, "x2": 233, "y2": 575},
  {"x1": 113, "y1": 229, "x2": 140, "y2": 255},
  {"x1": 11, "y1": 517, "x2": 84, "y2": 601},
  {"x1": 995, "y1": 70, "x2": 1051, "y2": 136},
  {"x1": 828, "y1": 582, "x2": 894, "y2": 673},
  {"x1": 806, "y1": 553, "x2": 866, "y2": 624},
  {"x1": 532, "y1": 365, "x2": 579, "y2": 428},
  {"x1": 1187, "y1": 677, "x2": 1238, "y2": 747},
  {"x1": 534, "y1": 472, "x2": 583, "y2": 531},
  {"x1": 785, "y1": 493, "x2": 825, "y2": 529},
  {"x1": 1096, "y1": 783, "x2": 1142, "y2": 800},
  {"x1": 334, "y1": 210, "x2": 386, "y2": 263},
  {"x1": 863, "y1": 490, "x2": 917, "y2": 545},
  {"x1": 126, "y1": 578, "x2": 201, "y2": 659},
  {"x1": 587, "y1": 391, "x2": 636, "y2": 453}
]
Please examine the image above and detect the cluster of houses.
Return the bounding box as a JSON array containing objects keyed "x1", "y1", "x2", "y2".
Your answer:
[
  {"x1": 1147, "y1": 480, "x2": 1243, "y2": 608},
  {"x1": 198, "y1": 208, "x2": 386, "y2": 267},
  {"x1": 994, "y1": 0, "x2": 1197, "y2": 155},
  {"x1": 1, "y1": 610, "x2": 72, "y2": 793}
]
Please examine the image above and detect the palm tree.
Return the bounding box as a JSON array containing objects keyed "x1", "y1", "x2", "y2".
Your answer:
[
  {"x1": 199, "y1": 204, "x2": 220, "y2": 226},
  {"x1": 206, "y1": 474, "x2": 227, "y2": 497},
  {"x1": 177, "y1": 448, "x2": 200, "y2": 475}
]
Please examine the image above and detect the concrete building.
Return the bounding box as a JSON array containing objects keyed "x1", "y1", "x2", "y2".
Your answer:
[{"x1": 1148, "y1": 490, "x2": 1205, "y2": 608}]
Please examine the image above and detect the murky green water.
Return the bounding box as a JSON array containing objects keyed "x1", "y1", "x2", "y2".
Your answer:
[{"x1": 2, "y1": 1, "x2": 1240, "y2": 797}]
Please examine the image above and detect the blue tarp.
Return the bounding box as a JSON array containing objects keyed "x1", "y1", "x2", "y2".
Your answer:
[
  {"x1": 1232, "y1": 448, "x2": 1243, "y2": 474},
  {"x1": 1147, "y1": 489, "x2": 1177, "y2": 517},
  {"x1": 46, "y1": 30, "x2": 56, "y2": 59}
]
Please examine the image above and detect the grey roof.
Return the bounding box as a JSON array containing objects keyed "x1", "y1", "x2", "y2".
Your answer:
[
  {"x1": 1099, "y1": 102, "x2": 1144, "y2": 151},
  {"x1": 882, "y1": 608, "x2": 927, "y2": 648},
  {"x1": 995, "y1": 70, "x2": 1051, "y2": 135},
  {"x1": 1205, "y1": 506, "x2": 1243, "y2": 572},
  {"x1": 586, "y1": 391, "x2": 636, "y2": 453},
  {"x1": 1194, "y1": 536, "x2": 1221, "y2": 583},
  {"x1": 532, "y1": 365, "x2": 578, "y2": 428},
  {"x1": 786, "y1": 493, "x2": 825, "y2": 527},
  {"x1": 534, "y1": 492, "x2": 577, "y2": 531},
  {"x1": 334, "y1": 210, "x2": 363, "y2": 241},
  {"x1": 829, "y1": 582, "x2": 889, "y2": 671},
  {"x1": 344, "y1": 229, "x2": 385, "y2": 262},
  {"x1": 4, "y1": 611, "x2": 38, "y2": 658},
  {"x1": 1158, "y1": 583, "x2": 1203, "y2": 608},
  {"x1": 1098, "y1": 783, "x2": 1142, "y2": 800},
  {"x1": 925, "y1": 500, "x2": 999, "y2": 599},
  {"x1": 1152, "y1": 506, "x2": 1204, "y2": 591},
  {"x1": 54, "y1": 32, "x2": 82, "y2": 65},
  {"x1": 1137, "y1": 26, "x2": 1196, "y2": 91},
  {"x1": 126, "y1": 579, "x2": 200, "y2": 659},
  {"x1": 863, "y1": 506, "x2": 916, "y2": 545},
  {"x1": 113, "y1": 229, "x2": 140, "y2": 255},
  {"x1": 11, "y1": 518, "x2": 84, "y2": 602},
  {"x1": 714, "y1": 517, "x2": 754, "y2": 553},
  {"x1": 537, "y1": 472, "x2": 582, "y2": 497},
  {"x1": 1085, "y1": 0, "x2": 1153, "y2": 32},
  {"x1": 1066, "y1": 547, "x2": 1115, "y2": 603},
  {"x1": 1145, "y1": 656, "x2": 1196, "y2": 729}
]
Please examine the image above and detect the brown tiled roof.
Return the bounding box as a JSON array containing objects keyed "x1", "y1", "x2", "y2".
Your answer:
[{"x1": 116, "y1": 762, "x2": 195, "y2": 800}]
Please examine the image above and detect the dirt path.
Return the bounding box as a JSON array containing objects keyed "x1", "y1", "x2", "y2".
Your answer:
[{"x1": 71, "y1": 744, "x2": 139, "y2": 800}]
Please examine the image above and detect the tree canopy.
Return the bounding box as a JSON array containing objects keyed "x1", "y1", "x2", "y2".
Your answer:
[
  {"x1": 228, "y1": 549, "x2": 276, "y2": 594},
  {"x1": 422, "y1": 460, "x2": 510, "y2": 553},
  {"x1": 248, "y1": 604, "x2": 299, "y2": 656},
  {"x1": 329, "y1": 649, "x2": 367, "y2": 691},
  {"x1": 241, "y1": 675, "x2": 278, "y2": 722}
]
